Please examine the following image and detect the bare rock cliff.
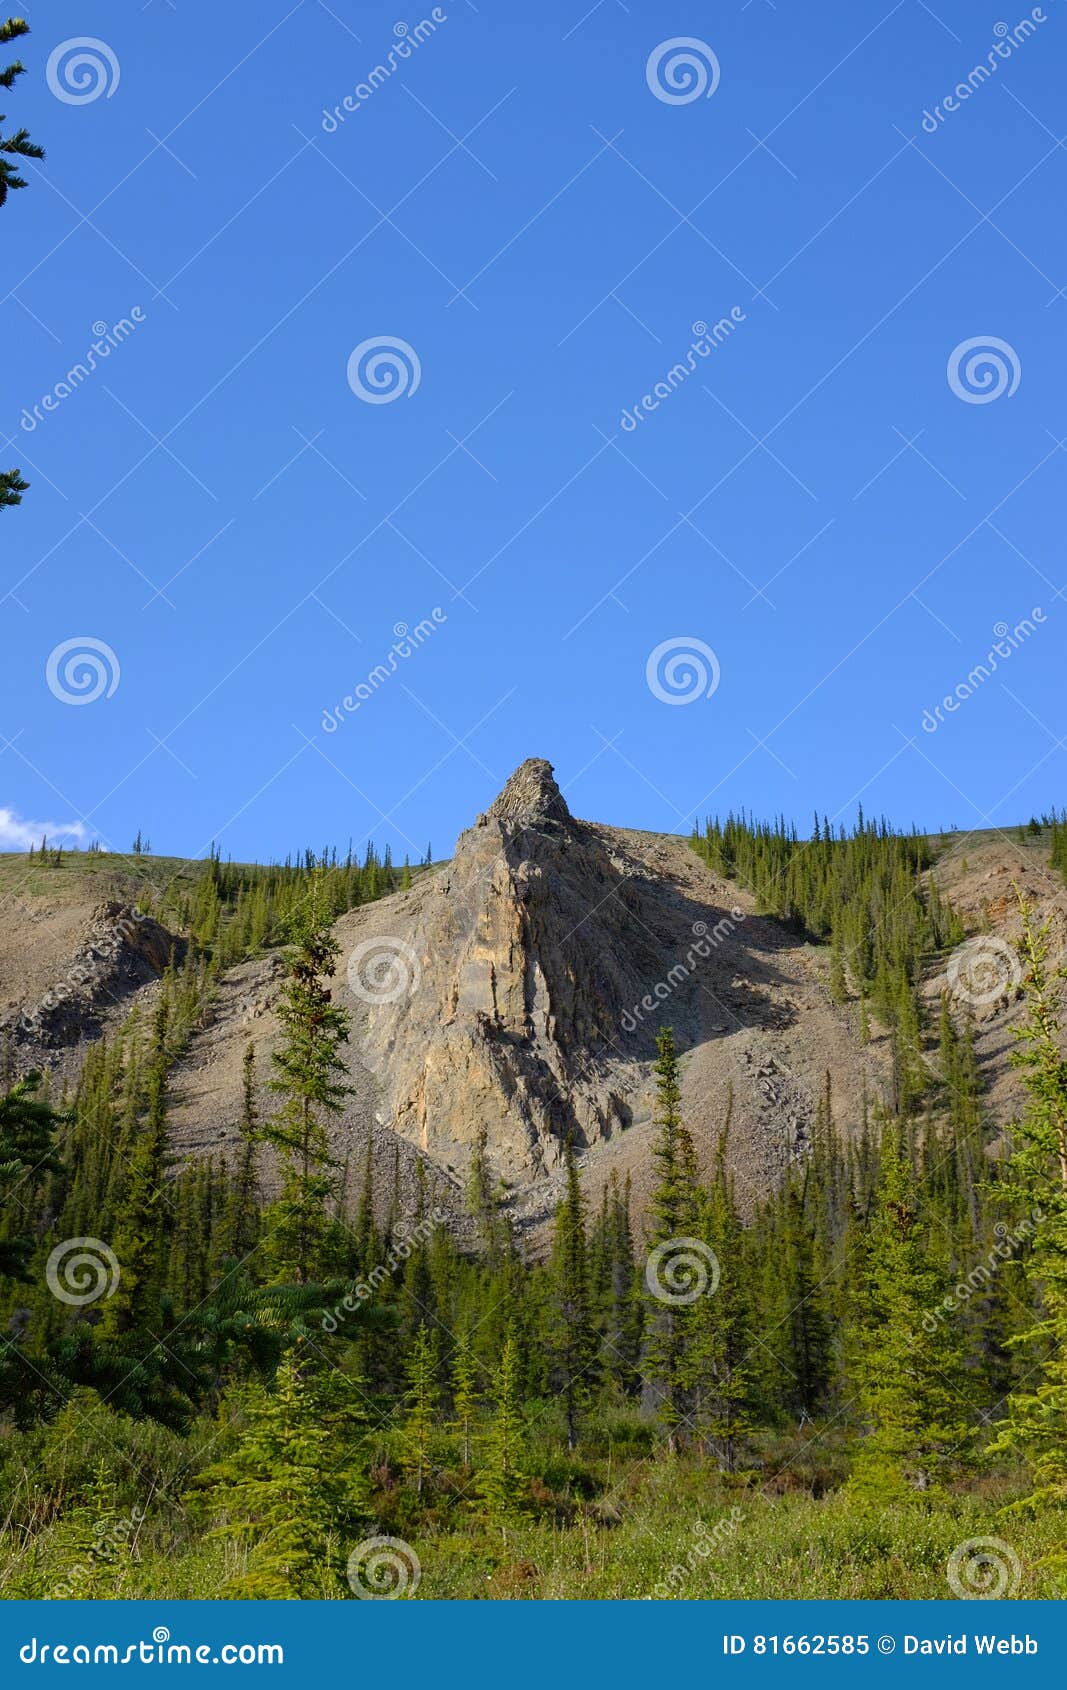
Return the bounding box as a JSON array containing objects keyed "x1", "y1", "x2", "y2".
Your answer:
[
  {"x1": 335, "y1": 759, "x2": 878, "y2": 1206},
  {"x1": 2, "y1": 901, "x2": 178, "y2": 1060},
  {"x1": 343, "y1": 759, "x2": 664, "y2": 1178}
]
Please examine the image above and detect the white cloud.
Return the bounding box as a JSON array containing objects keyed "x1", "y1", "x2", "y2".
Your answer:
[{"x1": 0, "y1": 807, "x2": 90, "y2": 851}]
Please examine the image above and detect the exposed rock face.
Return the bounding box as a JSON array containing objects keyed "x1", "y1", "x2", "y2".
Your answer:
[
  {"x1": 162, "y1": 950, "x2": 467, "y2": 1235},
  {"x1": 5, "y1": 761, "x2": 1063, "y2": 1237},
  {"x1": 337, "y1": 759, "x2": 836, "y2": 1191},
  {"x1": 478, "y1": 756, "x2": 571, "y2": 829},
  {"x1": 923, "y1": 836, "x2": 1067, "y2": 1135},
  {"x1": 2, "y1": 901, "x2": 178, "y2": 1055}
]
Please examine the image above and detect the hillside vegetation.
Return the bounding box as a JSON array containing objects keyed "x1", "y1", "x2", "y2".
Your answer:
[{"x1": 0, "y1": 812, "x2": 1066, "y2": 1599}]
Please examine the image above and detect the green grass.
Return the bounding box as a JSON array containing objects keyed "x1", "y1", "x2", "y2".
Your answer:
[
  {"x1": 1, "y1": 1396, "x2": 1062, "y2": 1600},
  {"x1": 3, "y1": 1466, "x2": 1062, "y2": 1601},
  {"x1": 411, "y1": 1474, "x2": 1065, "y2": 1601},
  {"x1": 0, "y1": 850, "x2": 207, "y2": 908}
]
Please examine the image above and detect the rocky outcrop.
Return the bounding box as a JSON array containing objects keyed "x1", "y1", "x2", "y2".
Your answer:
[
  {"x1": 335, "y1": 759, "x2": 850, "y2": 1196},
  {"x1": 2, "y1": 901, "x2": 179, "y2": 1053},
  {"x1": 5, "y1": 763, "x2": 1062, "y2": 1234},
  {"x1": 923, "y1": 836, "x2": 1067, "y2": 1135}
]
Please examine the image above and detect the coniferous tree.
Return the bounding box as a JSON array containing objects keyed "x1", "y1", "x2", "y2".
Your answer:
[
  {"x1": 260, "y1": 876, "x2": 351, "y2": 1283},
  {"x1": 0, "y1": 1072, "x2": 63, "y2": 1279},
  {"x1": 400, "y1": 1164, "x2": 436, "y2": 1339},
  {"x1": 353, "y1": 1139, "x2": 380, "y2": 1274},
  {"x1": 546, "y1": 1139, "x2": 597, "y2": 1450},
  {"x1": 193, "y1": 1353, "x2": 370, "y2": 1597},
  {"x1": 828, "y1": 928, "x2": 847, "y2": 1004},
  {"x1": 0, "y1": 18, "x2": 41, "y2": 208},
  {"x1": 450, "y1": 1327, "x2": 480, "y2": 1469},
  {"x1": 643, "y1": 1028, "x2": 700, "y2": 1451},
  {"x1": 1, "y1": 17, "x2": 40, "y2": 516},
  {"x1": 476, "y1": 1335, "x2": 528, "y2": 1520},
  {"x1": 849, "y1": 1128, "x2": 971, "y2": 1499},
  {"x1": 779, "y1": 1188, "x2": 834, "y2": 1420},
  {"x1": 891, "y1": 970, "x2": 928, "y2": 1116},
  {"x1": 467, "y1": 1123, "x2": 509, "y2": 1263},
  {"x1": 99, "y1": 1000, "x2": 173, "y2": 1340},
  {"x1": 590, "y1": 1173, "x2": 643, "y2": 1395},
  {"x1": 990, "y1": 908, "x2": 1067, "y2": 1565},
  {"x1": 399, "y1": 1324, "x2": 439, "y2": 1494},
  {"x1": 0, "y1": 466, "x2": 28, "y2": 511},
  {"x1": 222, "y1": 1044, "x2": 261, "y2": 1262},
  {"x1": 687, "y1": 1139, "x2": 757, "y2": 1469}
]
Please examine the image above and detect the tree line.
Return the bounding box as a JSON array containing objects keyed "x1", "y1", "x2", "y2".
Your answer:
[{"x1": 1, "y1": 826, "x2": 1065, "y2": 1594}]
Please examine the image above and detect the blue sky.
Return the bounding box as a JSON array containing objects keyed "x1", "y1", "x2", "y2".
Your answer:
[{"x1": 1, "y1": 0, "x2": 1065, "y2": 865}]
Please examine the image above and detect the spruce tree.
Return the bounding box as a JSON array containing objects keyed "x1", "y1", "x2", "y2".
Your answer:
[
  {"x1": 476, "y1": 1335, "x2": 528, "y2": 1520},
  {"x1": 590, "y1": 1173, "x2": 643, "y2": 1395},
  {"x1": 849, "y1": 1129, "x2": 971, "y2": 1499},
  {"x1": 780, "y1": 1189, "x2": 834, "y2": 1420},
  {"x1": 643, "y1": 1028, "x2": 700, "y2": 1451},
  {"x1": 0, "y1": 1072, "x2": 63, "y2": 1279},
  {"x1": 2, "y1": 20, "x2": 41, "y2": 513},
  {"x1": 193, "y1": 1352, "x2": 370, "y2": 1597},
  {"x1": 467, "y1": 1123, "x2": 509, "y2": 1263},
  {"x1": 687, "y1": 1140, "x2": 756, "y2": 1469},
  {"x1": 400, "y1": 1165, "x2": 436, "y2": 1339},
  {"x1": 450, "y1": 1328, "x2": 480, "y2": 1469},
  {"x1": 0, "y1": 18, "x2": 41, "y2": 209},
  {"x1": 990, "y1": 908, "x2": 1067, "y2": 1565},
  {"x1": 828, "y1": 928, "x2": 847, "y2": 1004},
  {"x1": 0, "y1": 466, "x2": 28, "y2": 511},
  {"x1": 222, "y1": 1044, "x2": 261, "y2": 1262},
  {"x1": 546, "y1": 1139, "x2": 597, "y2": 1450},
  {"x1": 353, "y1": 1139, "x2": 380, "y2": 1273},
  {"x1": 260, "y1": 875, "x2": 351, "y2": 1283},
  {"x1": 399, "y1": 1324, "x2": 439, "y2": 1494},
  {"x1": 99, "y1": 1000, "x2": 173, "y2": 1340}
]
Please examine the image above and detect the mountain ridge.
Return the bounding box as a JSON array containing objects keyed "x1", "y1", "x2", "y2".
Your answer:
[{"x1": 2, "y1": 760, "x2": 1065, "y2": 1235}]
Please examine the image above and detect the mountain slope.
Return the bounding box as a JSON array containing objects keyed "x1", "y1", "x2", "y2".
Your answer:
[{"x1": 2, "y1": 763, "x2": 1064, "y2": 1233}]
